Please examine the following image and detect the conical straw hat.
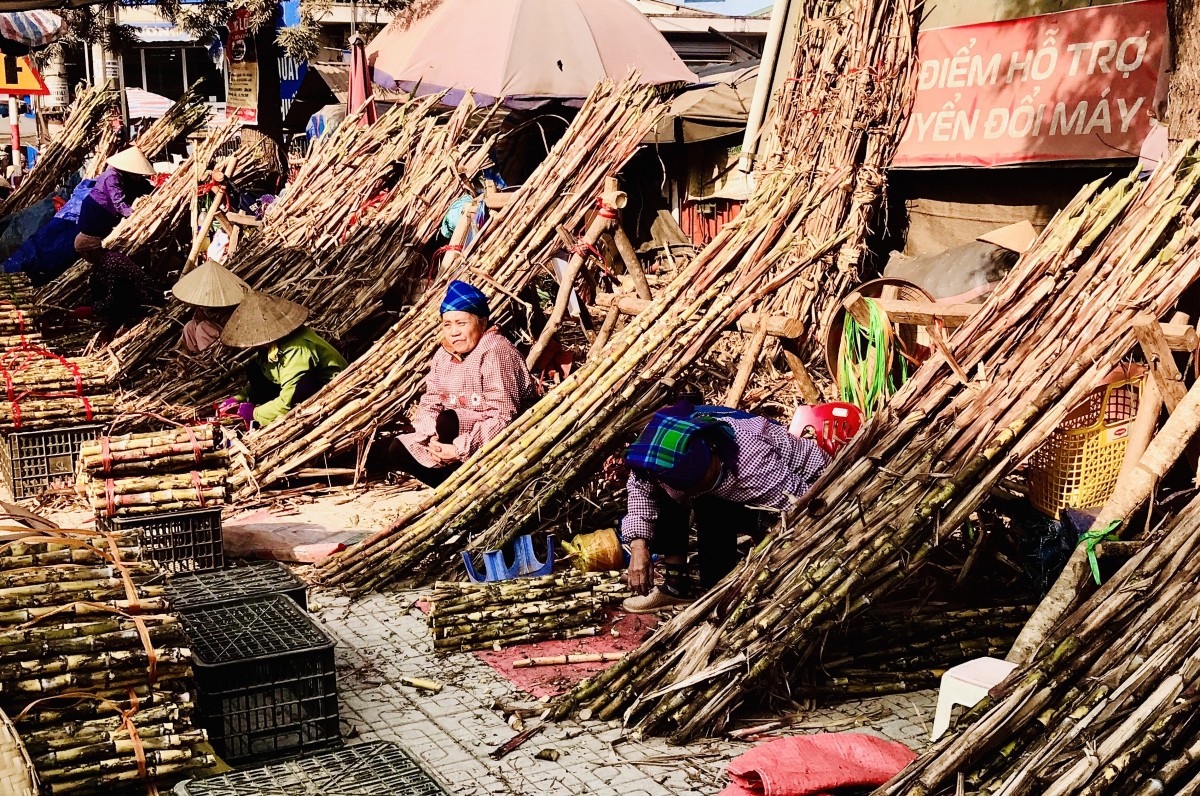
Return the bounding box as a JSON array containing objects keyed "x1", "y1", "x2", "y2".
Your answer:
[
  {"x1": 172, "y1": 260, "x2": 250, "y2": 308},
  {"x1": 220, "y1": 291, "x2": 309, "y2": 348},
  {"x1": 107, "y1": 146, "x2": 155, "y2": 176},
  {"x1": 976, "y1": 220, "x2": 1037, "y2": 254}
]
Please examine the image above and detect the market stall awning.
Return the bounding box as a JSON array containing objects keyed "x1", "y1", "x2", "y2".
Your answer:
[
  {"x1": 367, "y1": 0, "x2": 696, "y2": 106},
  {"x1": 0, "y1": 9, "x2": 64, "y2": 47},
  {"x1": 0, "y1": 0, "x2": 105, "y2": 10},
  {"x1": 126, "y1": 87, "x2": 175, "y2": 119},
  {"x1": 644, "y1": 62, "x2": 756, "y2": 144}
]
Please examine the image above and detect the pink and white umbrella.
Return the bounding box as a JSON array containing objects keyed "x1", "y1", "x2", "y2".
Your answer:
[{"x1": 367, "y1": 0, "x2": 695, "y2": 106}]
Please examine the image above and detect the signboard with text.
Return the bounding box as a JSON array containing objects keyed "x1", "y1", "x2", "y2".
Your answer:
[
  {"x1": 226, "y1": 8, "x2": 259, "y2": 125},
  {"x1": 894, "y1": 0, "x2": 1167, "y2": 168}
]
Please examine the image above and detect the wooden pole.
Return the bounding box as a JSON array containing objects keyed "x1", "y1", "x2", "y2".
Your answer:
[
  {"x1": 1134, "y1": 313, "x2": 1189, "y2": 412},
  {"x1": 723, "y1": 314, "x2": 770, "y2": 408},
  {"x1": 610, "y1": 226, "x2": 653, "y2": 301},
  {"x1": 526, "y1": 181, "x2": 625, "y2": 368}
]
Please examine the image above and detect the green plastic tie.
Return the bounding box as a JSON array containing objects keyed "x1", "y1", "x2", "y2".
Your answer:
[{"x1": 1079, "y1": 519, "x2": 1122, "y2": 585}]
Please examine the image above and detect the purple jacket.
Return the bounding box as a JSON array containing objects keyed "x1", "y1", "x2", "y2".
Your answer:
[{"x1": 88, "y1": 167, "x2": 151, "y2": 219}]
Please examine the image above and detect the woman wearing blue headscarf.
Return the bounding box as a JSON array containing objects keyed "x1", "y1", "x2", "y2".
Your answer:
[{"x1": 389, "y1": 280, "x2": 537, "y2": 487}]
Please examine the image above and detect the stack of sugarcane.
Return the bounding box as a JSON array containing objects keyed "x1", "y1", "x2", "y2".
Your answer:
[
  {"x1": 880, "y1": 495, "x2": 1200, "y2": 796},
  {"x1": 35, "y1": 120, "x2": 245, "y2": 317},
  {"x1": 129, "y1": 83, "x2": 211, "y2": 160},
  {"x1": 0, "y1": 527, "x2": 213, "y2": 793},
  {"x1": 78, "y1": 425, "x2": 227, "y2": 517},
  {"x1": 544, "y1": 144, "x2": 1200, "y2": 741},
  {"x1": 426, "y1": 570, "x2": 630, "y2": 652},
  {"x1": 754, "y1": 0, "x2": 915, "y2": 363},
  {"x1": 0, "y1": 85, "x2": 118, "y2": 219},
  {"x1": 797, "y1": 603, "x2": 1033, "y2": 702},
  {"x1": 0, "y1": 273, "x2": 42, "y2": 350},
  {"x1": 0, "y1": 349, "x2": 114, "y2": 430},
  {"x1": 104, "y1": 94, "x2": 496, "y2": 407},
  {"x1": 315, "y1": 0, "x2": 917, "y2": 591},
  {"x1": 225, "y1": 77, "x2": 664, "y2": 494}
]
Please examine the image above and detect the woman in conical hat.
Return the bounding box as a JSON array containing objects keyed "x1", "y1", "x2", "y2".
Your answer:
[
  {"x1": 217, "y1": 291, "x2": 348, "y2": 429},
  {"x1": 172, "y1": 259, "x2": 250, "y2": 354},
  {"x1": 75, "y1": 146, "x2": 155, "y2": 255}
]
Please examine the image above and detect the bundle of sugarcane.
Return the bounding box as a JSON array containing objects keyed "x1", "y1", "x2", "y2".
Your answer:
[
  {"x1": 546, "y1": 145, "x2": 1200, "y2": 741},
  {"x1": 129, "y1": 83, "x2": 211, "y2": 160},
  {"x1": 230, "y1": 77, "x2": 665, "y2": 495},
  {"x1": 314, "y1": 0, "x2": 917, "y2": 592},
  {"x1": 797, "y1": 603, "x2": 1033, "y2": 702},
  {"x1": 426, "y1": 570, "x2": 629, "y2": 652},
  {"x1": 0, "y1": 528, "x2": 213, "y2": 794},
  {"x1": 880, "y1": 495, "x2": 1200, "y2": 796},
  {"x1": 34, "y1": 121, "x2": 244, "y2": 316},
  {"x1": 0, "y1": 85, "x2": 118, "y2": 219},
  {"x1": 104, "y1": 95, "x2": 496, "y2": 407},
  {"x1": 754, "y1": 0, "x2": 917, "y2": 362},
  {"x1": 78, "y1": 425, "x2": 228, "y2": 518},
  {"x1": 0, "y1": 273, "x2": 35, "y2": 305},
  {"x1": 0, "y1": 350, "x2": 115, "y2": 430},
  {"x1": 0, "y1": 303, "x2": 38, "y2": 336},
  {"x1": 82, "y1": 114, "x2": 119, "y2": 181},
  {"x1": 0, "y1": 333, "x2": 44, "y2": 351}
]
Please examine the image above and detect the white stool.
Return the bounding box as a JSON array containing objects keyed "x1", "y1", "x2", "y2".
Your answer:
[{"x1": 931, "y1": 656, "x2": 1018, "y2": 741}]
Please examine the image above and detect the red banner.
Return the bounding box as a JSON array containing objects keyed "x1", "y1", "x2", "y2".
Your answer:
[{"x1": 894, "y1": 0, "x2": 1167, "y2": 168}]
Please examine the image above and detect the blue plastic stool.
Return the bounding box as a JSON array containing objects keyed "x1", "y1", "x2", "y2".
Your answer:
[{"x1": 462, "y1": 534, "x2": 555, "y2": 583}]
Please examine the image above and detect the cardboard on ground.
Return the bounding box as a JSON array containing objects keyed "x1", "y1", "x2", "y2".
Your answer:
[{"x1": 0, "y1": 56, "x2": 49, "y2": 96}]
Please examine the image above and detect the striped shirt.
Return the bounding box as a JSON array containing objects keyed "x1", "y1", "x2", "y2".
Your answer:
[{"x1": 620, "y1": 414, "x2": 830, "y2": 544}]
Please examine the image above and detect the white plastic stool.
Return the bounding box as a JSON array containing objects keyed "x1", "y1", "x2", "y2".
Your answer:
[{"x1": 931, "y1": 656, "x2": 1018, "y2": 741}]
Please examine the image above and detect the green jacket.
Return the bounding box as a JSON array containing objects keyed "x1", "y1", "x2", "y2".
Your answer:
[{"x1": 237, "y1": 327, "x2": 348, "y2": 426}]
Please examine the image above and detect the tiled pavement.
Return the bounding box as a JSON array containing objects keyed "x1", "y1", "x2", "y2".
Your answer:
[{"x1": 313, "y1": 588, "x2": 938, "y2": 795}]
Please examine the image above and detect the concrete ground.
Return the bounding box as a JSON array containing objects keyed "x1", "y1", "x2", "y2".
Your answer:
[{"x1": 31, "y1": 483, "x2": 937, "y2": 795}]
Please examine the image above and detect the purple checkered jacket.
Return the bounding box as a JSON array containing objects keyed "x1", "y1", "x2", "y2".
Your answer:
[{"x1": 620, "y1": 415, "x2": 831, "y2": 544}]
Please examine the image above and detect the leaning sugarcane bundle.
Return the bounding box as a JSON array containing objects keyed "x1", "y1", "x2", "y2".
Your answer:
[
  {"x1": 314, "y1": 0, "x2": 918, "y2": 592},
  {"x1": 426, "y1": 570, "x2": 629, "y2": 652},
  {"x1": 231, "y1": 77, "x2": 665, "y2": 495},
  {"x1": 756, "y1": 0, "x2": 917, "y2": 364},
  {"x1": 105, "y1": 94, "x2": 496, "y2": 407},
  {"x1": 78, "y1": 425, "x2": 228, "y2": 518},
  {"x1": 129, "y1": 83, "x2": 211, "y2": 160},
  {"x1": 880, "y1": 496, "x2": 1200, "y2": 796},
  {"x1": 0, "y1": 85, "x2": 118, "y2": 219},
  {"x1": 0, "y1": 527, "x2": 213, "y2": 794},
  {"x1": 34, "y1": 120, "x2": 244, "y2": 315},
  {"x1": 547, "y1": 147, "x2": 1200, "y2": 741},
  {"x1": 0, "y1": 303, "x2": 38, "y2": 335}
]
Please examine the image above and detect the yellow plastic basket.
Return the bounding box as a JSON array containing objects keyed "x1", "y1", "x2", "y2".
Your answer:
[{"x1": 1028, "y1": 375, "x2": 1142, "y2": 518}]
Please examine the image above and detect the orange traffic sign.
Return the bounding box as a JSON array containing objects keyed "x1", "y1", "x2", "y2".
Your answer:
[{"x1": 0, "y1": 55, "x2": 49, "y2": 96}]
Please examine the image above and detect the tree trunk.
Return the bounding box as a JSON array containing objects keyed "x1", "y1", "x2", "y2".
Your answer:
[
  {"x1": 243, "y1": 12, "x2": 287, "y2": 188},
  {"x1": 1168, "y1": 0, "x2": 1200, "y2": 139}
]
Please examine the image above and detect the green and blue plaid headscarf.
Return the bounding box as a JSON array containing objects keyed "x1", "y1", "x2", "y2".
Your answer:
[{"x1": 625, "y1": 402, "x2": 745, "y2": 490}]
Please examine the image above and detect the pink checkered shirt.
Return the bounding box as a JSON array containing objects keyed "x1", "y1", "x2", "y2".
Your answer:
[
  {"x1": 399, "y1": 328, "x2": 537, "y2": 468},
  {"x1": 620, "y1": 415, "x2": 831, "y2": 544}
]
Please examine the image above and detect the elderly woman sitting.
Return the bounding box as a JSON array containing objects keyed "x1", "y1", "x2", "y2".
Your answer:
[{"x1": 389, "y1": 280, "x2": 537, "y2": 487}]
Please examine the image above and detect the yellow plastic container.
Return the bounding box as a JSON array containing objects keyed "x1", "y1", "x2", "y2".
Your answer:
[
  {"x1": 1028, "y1": 374, "x2": 1142, "y2": 518},
  {"x1": 562, "y1": 528, "x2": 625, "y2": 572}
]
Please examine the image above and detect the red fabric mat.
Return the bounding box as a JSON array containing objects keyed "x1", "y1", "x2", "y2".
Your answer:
[
  {"x1": 475, "y1": 609, "x2": 658, "y2": 698},
  {"x1": 719, "y1": 733, "x2": 916, "y2": 796}
]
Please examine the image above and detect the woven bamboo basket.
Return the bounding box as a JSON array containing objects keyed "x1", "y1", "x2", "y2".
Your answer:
[{"x1": 0, "y1": 706, "x2": 38, "y2": 796}]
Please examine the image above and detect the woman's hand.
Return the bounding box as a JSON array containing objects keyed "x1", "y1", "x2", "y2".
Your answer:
[
  {"x1": 627, "y1": 539, "x2": 654, "y2": 596},
  {"x1": 428, "y1": 440, "x2": 459, "y2": 464}
]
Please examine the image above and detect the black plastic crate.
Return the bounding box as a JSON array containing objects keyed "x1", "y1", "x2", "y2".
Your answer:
[
  {"x1": 180, "y1": 594, "x2": 339, "y2": 764},
  {"x1": 166, "y1": 561, "x2": 308, "y2": 611},
  {"x1": 97, "y1": 507, "x2": 223, "y2": 573},
  {"x1": 0, "y1": 424, "x2": 101, "y2": 499},
  {"x1": 174, "y1": 741, "x2": 448, "y2": 795}
]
